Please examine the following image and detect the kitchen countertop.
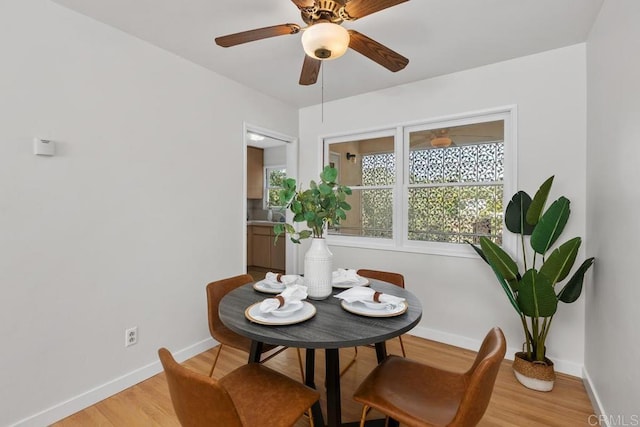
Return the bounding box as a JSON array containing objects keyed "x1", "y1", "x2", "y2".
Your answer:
[{"x1": 246, "y1": 220, "x2": 282, "y2": 225}]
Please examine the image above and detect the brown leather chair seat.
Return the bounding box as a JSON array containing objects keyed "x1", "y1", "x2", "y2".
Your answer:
[
  {"x1": 159, "y1": 347, "x2": 319, "y2": 427},
  {"x1": 353, "y1": 327, "x2": 506, "y2": 427}
]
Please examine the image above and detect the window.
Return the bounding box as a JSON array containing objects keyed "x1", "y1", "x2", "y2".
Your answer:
[
  {"x1": 324, "y1": 108, "x2": 514, "y2": 256},
  {"x1": 264, "y1": 166, "x2": 287, "y2": 209}
]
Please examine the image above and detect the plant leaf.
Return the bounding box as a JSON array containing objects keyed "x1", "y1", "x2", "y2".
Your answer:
[
  {"x1": 539, "y1": 237, "x2": 581, "y2": 285},
  {"x1": 517, "y1": 269, "x2": 558, "y2": 318},
  {"x1": 339, "y1": 201, "x2": 351, "y2": 210},
  {"x1": 299, "y1": 230, "x2": 313, "y2": 239},
  {"x1": 530, "y1": 197, "x2": 571, "y2": 255},
  {"x1": 526, "y1": 176, "x2": 554, "y2": 226},
  {"x1": 322, "y1": 165, "x2": 338, "y2": 183},
  {"x1": 486, "y1": 261, "x2": 522, "y2": 315},
  {"x1": 505, "y1": 191, "x2": 534, "y2": 235},
  {"x1": 467, "y1": 241, "x2": 489, "y2": 264},
  {"x1": 291, "y1": 200, "x2": 302, "y2": 214},
  {"x1": 558, "y1": 257, "x2": 595, "y2": 303},
  {"x1": 318, "y1": 183, "x2": 332, "y2": 195},
  {"x1": 480, "y1": 237, "x2": 520, "y2": 291}
]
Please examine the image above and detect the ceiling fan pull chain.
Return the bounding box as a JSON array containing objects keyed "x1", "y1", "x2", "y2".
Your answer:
[{"x1": 321, "y1": 62, "x2": 324, "y2": 123}]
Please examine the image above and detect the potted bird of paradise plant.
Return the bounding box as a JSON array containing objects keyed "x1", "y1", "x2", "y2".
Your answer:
[{"x1": 469, "y1": 176, "x2": 594, "y2": 391}]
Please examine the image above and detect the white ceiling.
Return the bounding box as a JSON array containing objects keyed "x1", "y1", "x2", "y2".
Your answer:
[{"x1": 51, "y1": 0, "x2": 603, "y2": 108}]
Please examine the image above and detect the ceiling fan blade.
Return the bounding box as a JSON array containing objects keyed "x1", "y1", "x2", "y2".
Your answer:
[
  {"x1": 299, "y1": 55, "x2": 321, "y2": 85},
  {"x1": 215, "y1": 24, "x2": 301, "y2": 47},
  {"x1": 344, "y1": 0, "x2": 408, "y2": 20},
  {"x1": 291, "y1": 0, "x2": 315, "y2": 9},
  {"x1": 348, "y1": 30, "x2": 409, "y2": 72}
]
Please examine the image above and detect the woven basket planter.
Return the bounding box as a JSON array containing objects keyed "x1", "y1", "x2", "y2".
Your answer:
[{"x1": 512, "y1": 352, "x2": 556, "y2": 392}]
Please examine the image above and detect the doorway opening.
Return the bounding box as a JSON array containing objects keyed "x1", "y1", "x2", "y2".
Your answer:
[{"x1": 243, "y1": 124, "x2": 298, "y2": 279}]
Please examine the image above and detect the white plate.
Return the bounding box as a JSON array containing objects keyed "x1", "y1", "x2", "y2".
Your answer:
[
  {"x1": 245, "y1": 301, "x2": 316, "y2": 325},
  {"x1": 253, "y1": 280, "x2": 286, "y2": 294},
  {"x1": 332, "y1": 276, "x2": 370, "y2": 289},
  {"x1": 270, "y1": 301, "x2": 304, "y2": 317},
  {"x1": 340, "y1": 300, "x2": 408, "y2": 317}
]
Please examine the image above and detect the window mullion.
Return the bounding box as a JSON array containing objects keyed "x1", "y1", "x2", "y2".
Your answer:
[
  {"x1": 408, "y1": 180, "x2": 503, "y2": 189},
  {"x1": 396, "y1": 125, "x2": 406, "y2": 247}
]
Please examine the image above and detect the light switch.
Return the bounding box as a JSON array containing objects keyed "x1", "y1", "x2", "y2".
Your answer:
[{"x1": 34, "y1": 138, "x2": 55, "y2": 156}]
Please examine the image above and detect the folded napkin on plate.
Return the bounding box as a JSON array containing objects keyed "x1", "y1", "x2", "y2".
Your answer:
[
  {"x1": 332, "y1": 268, "x2": 360, "y2": 284},
  {"x1": 259, "y1": 284, "x2": 308, "y2": 313},
  {"x1": 263, "y1": 272, "x2": 300, "y2": 287},
  {"x1": 334, "y1": 287, "x2": 405, "y2": 305}
]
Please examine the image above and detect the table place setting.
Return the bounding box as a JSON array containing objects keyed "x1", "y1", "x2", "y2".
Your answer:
[
  {"x1": 331, "y1": 268, "x2": 370, "y2": 288},
  {"x1": 334, "y1": 286, "x2": 408, "y2": 317},
  {"x1": 253, "y1": 272, "x2": 303, "y2": 294},
  {"x1": 245, "y1": 284, "x2": 316, "y2": 325}
]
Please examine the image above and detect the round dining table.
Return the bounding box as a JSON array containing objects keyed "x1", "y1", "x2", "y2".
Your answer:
[{"x1": 219, "y1": 279, "x2": 422, "y2": 427}]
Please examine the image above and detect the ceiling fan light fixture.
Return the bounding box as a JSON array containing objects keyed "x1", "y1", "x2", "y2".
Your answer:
[
  {"x1": 430, "y1": 136, "x2": 453, "y2": 148},
  {"x1": 301, "y1": 22, "x2": 350, "y2": 60}
]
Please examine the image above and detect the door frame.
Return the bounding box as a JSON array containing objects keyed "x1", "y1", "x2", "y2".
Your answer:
[{"x1": 243, "y1": 122, "x2": 299, "y2": 274}]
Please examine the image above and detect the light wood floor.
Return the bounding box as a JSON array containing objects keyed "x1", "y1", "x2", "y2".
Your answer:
[{"x1": 54, "y1": 335, "x2": 595, "y2": 426}]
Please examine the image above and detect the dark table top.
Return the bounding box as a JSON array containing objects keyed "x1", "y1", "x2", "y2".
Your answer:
[{"x1": 219, "y1": 279, "x2": 423, "y2": 349}]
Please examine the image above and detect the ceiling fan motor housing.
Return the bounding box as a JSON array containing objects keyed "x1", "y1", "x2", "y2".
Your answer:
[{"x1": 301, "y1": 0, "x2": 350, "y2": 25}]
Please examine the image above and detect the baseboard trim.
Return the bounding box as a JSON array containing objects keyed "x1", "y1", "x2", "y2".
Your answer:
[
  {"x1": 11, "y1": 338, "x2": 217, "y2": 427},
  {"x1": 583, "y1": 366, "x2": 608, "y2": 425},
  {"x1": 409, "y1": 325, "x2": 583, "y2": 377}
]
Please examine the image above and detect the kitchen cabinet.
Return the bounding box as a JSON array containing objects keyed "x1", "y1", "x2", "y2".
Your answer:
[
  {"x1": 251, "y1": 226, "x2": 271, "y2": 268},
  {"x1": 271, "y1": 234, "x2": 285, "y2": 271},
  {"x1": 247, "y1": 146, "x2": 264, "y2": 200},
  {"x1": 247, "y1": 224, "x2": 285, "y2": 271}
]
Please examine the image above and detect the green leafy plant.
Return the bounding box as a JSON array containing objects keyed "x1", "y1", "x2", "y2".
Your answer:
[
  {"x1": 469, "y1": 176, "x2": 594, "y2": 363},
  {"x1": 274, "y1": 165, "x2": 352, "y2": 243}
]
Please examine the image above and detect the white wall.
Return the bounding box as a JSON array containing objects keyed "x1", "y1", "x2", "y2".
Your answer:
[
  {"x1": 299, "y1": 44, "x2": 589, "y2": 375},
  {"x1": 585, "y1": 0, "x2": 640, "y2": 419},
  {"x1": 0, "y1": 1, "x2": 297, "y2": 425}
]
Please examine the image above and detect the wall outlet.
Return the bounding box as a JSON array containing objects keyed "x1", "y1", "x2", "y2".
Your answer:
[{"x1": 125, "y1": 327, "x2": 138, "y2": 347}]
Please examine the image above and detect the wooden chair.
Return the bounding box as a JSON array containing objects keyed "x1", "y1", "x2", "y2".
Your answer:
[
  {"x1": 353, "y1": 327, "x2": 506, "y2": 427},
  {"x1": 357, "y1": 269, "x2": 407, "y2": 357},
  {"x1": 206, "y1": 274, "x2": 304, "y2": 380},
  {"x1": 159, "y1": 348, "x2": 318, "y2": 427},
  {"x1": 341, "y1": 269, "x2": 407, "y2": 376}
]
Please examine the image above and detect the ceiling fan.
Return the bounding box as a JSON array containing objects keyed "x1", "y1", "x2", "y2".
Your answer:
[
  {"x1": 214, "y1": 0, "x2": 410, "y2": 85},
  {"x1": 411, "y1": 128, "x2": 503, "y2": 149}
]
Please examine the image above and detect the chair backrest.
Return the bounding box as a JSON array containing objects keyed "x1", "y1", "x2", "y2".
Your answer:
[
  {"x1": 206, "y1": 274, "x2": 254, "y2": 343},
  {"x1": 158, "y1": 348, "x2": 243, "y2": 427},
  {"x1": 450, "y1": 327, "x2": 506, "y2": 426},
  {"x1": 357, "y1": 269, "x2": 405, "y2": 288}
]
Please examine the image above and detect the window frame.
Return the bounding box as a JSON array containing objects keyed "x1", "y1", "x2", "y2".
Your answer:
[
  {"x1": 263, "y1": 164, "x2": 287, "y2": 210},
  {"x1": 324, "y1": 106, "x2": 517, "y2": 258},
  {"x1": 324, "y1": 128, "x2": 399, "y2": 248}
]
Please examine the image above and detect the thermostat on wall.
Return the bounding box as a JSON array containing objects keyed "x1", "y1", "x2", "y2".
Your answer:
[{"x1": 34, "y1": 138, "x2": 55, "y2": 156}]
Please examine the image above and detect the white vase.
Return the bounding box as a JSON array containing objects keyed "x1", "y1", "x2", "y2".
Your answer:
[{"x1": 304, "y1": 238, "x2": 333, "y2": 300}]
